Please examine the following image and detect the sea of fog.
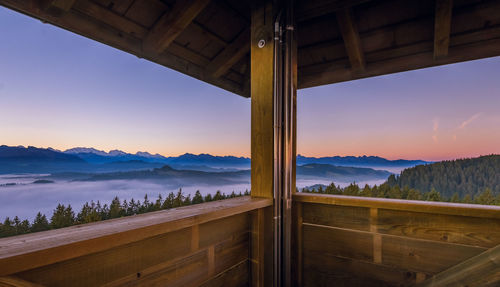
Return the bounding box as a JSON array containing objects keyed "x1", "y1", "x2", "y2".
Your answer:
[{"x1": 0, "y1": 174, "x2": 385, "y2": 221}]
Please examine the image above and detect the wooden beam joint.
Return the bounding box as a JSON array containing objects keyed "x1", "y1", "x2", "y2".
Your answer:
[
  {"x1": 207, "y1": 28, "x2": 250, "y2": 78},
  {"x1": 336, "y1": 8, "x2": 365, "y2": 74},
  {"x1": 143, "y1": 0, "x2": 211, "y2": 55},
  {"x1": 41, "y1": 0, "x2": 76, "y2": 16},
  {"x1": 434, "y1": 0, "x2": 453, "y2": 59}
]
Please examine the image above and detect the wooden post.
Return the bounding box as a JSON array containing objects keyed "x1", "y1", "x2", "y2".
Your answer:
[
  {"x1": 250, "y1": 1, "x2": 276, "y2": 286},
  {"x1": 251, "y1": 1, "x2": 297, "y2": 285},
  {"x1": 251, "y1": 0, "x2": 275, "y2": 199}
]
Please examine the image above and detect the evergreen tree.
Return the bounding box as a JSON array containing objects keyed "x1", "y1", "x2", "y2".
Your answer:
[
  {"x1": 474, "y1": 188, "x2": 495, "y2": 205},
  {"x1": 31, "y1": 212, "x2": 50, "y2": 232},
  {"x1": 425, "y1": 188, "x2": 441, "y2": 202},
  {"x1": 153, "y1": 194, "x2": 163, "y2": 211},
  {"x1": 192, "y1": 191, "x2": 204, "y2": 204},
  {"x1": 0, "y1": 218, "x2": 15, "y2": 238},
  {"x1": 50, "y1": 204, "x2": 75, "y2": 229},
  {"x1": 77, "y1": 201, "x2": 101, "y2": 224},
  {"x1": 173, "y1": 189, "x2": 184, "y2": 207},
  {"x1": 406, "y1": 189, "x2": 422, "y2": 200},
  {"x1": 109, "y1": 196, "x2": 122, "y2": 219},
  {"x1": 162, "y1": 192, "x2": 175, "y2": 209},
  {"x1": 450, "y1": 192, "x2": 460, "y2": 203},
  {"x1": 213, "y1": 191, "x2": 224, "y2": 201}
]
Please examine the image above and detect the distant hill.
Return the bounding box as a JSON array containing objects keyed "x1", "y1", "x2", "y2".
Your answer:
[
  {"x1": 297, "y1": 155, "x2": 428, "y2": 170},
  {"x1": 297, "y1": 164, "x2": 391, "y2": 182},
  {"x1": 0, "y1": 145, "x2": 86, "y2": 173},
  {"x1": 79, "y1": 165, "x2": 250, "y2": 186},
  {"x1": 73, "y1": 163, "x2": 390, "y2": 186},
  {"x1": 387, "y1": 155, "x2": 500, "y2": 199}
]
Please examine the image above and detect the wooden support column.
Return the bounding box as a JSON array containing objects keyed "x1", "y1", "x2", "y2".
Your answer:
[
  {"x1": 251, "y1": 0, "x2": 275, "y2": 199},
  {"x1": 251, "y1": 1, "x2": 297, "y2": 286},
  {"x1": 434, "y1": 0, "x2": 453, "y2": 59},
  {"x1": 250, "y1": 2, "x2": 275, "y2": 287}
]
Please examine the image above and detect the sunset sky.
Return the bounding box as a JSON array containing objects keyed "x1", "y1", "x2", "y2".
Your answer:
[{"x1": 1, "y1": 7, "x2": 499, "y2": 161}]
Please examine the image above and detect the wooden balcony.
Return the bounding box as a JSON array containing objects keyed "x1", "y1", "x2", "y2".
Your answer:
[
  {"x1": 1, "y1": 194, "x2": 499, "y2": 286},
  {"x1": 293, "y1": 193, "x2": 500, "y2": 286},
  {"x1": 0, "y1": 197, "x2": 273, "y2": 286},
  {"x1": 1, "y1": 0, "x2": 500, "y2": 285}
]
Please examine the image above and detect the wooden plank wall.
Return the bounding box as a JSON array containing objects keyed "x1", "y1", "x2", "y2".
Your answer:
[
  {"x1": 293, "y1": 197, "x2": 500, "y2": 287},
  {"x1": 9, "y1": 211, "x2": 263, "y2": 287}
]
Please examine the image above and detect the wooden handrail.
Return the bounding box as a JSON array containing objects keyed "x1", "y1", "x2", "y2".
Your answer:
[
  {"x1": 416, "y1": 244, "x2": 500, "y2": 286},
  {"x1": 293, "y1": 193, "x2": 500, "y2": 219},
  {"x1": 0, "y1": 196, "x2": 272, "y2": 276}
]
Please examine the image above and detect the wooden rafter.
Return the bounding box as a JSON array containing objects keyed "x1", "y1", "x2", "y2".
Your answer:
[
  {"x1": 41, "y1": 0, "x2": 76, "y2": 16},
  {"x1": 434, "y1": 0, "x2": 453, "y2": 59},
  {"x1": 336, "y1": 8, "x2": 365, "y2": 73},
  {"x1": 207, "y1": 27, "x2": 250, "y2": 78},
  {"x1": 142, "y1": 0, "x2": 211, "y2": 55},
  {"x1": 298, "y1": 0, "x2": 372, "y2": 22}
]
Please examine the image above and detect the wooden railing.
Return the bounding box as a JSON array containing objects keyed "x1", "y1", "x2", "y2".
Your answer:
[
  {"x1": 292, "y1": 193, "x2": 500, "y2": 287},
  {"x1": 2, "y1": 193, "x2": 499, "y2": 286},
  {"x1": 0, "y1": 196, "x2": 272, "y2": 287}
]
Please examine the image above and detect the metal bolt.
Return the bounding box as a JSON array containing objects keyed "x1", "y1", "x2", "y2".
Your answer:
[{"x1": 258, "y1": 39, "x2": 266, "y2": 48}]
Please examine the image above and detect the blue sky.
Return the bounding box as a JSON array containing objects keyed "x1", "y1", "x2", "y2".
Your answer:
[{"x1": 1, "y1": 6, "x2": 499, "y2": 161}]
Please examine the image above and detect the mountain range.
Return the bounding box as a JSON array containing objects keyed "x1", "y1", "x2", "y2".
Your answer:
[{"x1": 0, "y1": 145, "x2": 426, "y2": 182}]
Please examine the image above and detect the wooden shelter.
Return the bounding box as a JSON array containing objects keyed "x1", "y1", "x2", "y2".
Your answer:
[{"x1": 1, "y1": 0, "x2": 500, "y2": 286}]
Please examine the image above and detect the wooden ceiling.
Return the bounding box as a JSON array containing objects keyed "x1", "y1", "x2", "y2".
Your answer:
[{"x1": 1, "y1": 0, "x2": 500, "y2": 97}]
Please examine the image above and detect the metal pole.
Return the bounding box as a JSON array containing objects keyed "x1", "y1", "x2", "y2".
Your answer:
[{"x1": 273, "y1": 11, "x2": 283, "y2": 287}]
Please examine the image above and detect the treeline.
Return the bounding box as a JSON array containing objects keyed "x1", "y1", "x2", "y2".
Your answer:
[
  {"x1": 387, "y1": 155, "x2": 499, "y2": 199},
  {"x1": 0, "y1": 189, "x2": 249, "y2": 238},
  {"x1": 302, "y1": 182, "x2": 500, "y2": 205}
]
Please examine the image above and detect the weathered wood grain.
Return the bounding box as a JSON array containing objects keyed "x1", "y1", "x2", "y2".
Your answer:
[
  {"x1": 336, "y1": 8, "x2": 365, "y2": 72},
  {"x1": 303, "y1": 224, "x2": 373, "y2": 262},
  {"x1": 434, "y1": 0, "x2": 453, "y2": 59},
  {"x1": 303, "y1": 251, "x2": 418, "y2": 287},
  {"x1": 199, "y1": 260, "x2": 249, "y2": 287},
  {"x1": 0, "y1": 197, "x2": 271, "y2": 276},
  {"x1": 381, "y1": 234, "x2": 486, "y2": 274},
  {"x1": 142, "y1": 0, "x2": 211, "y2": 54},
  {"x1": 199, "y1": 213, "x2": 248, "y2": 249},
  {"x1": 250, "y1": 0, "x2": 274, "y2": 199},
  {"x1": 377, "y1": 209, "x2": 500, "y2": 248},
  {"x1": 294, "y1": 193, "x2": 500, "y2": 219},
  {"x1": 0, "y1": 276, "x2": 44, "y2": 287},
  {"x1": 207, "y1": 27, "x2": 250, "y2": 78},
  {"x1": 302, "y1": 202, "x2": 370, "y2": 231},
  {"x1": 417, "y1": 244, "x2": 500, "y2": 287}
]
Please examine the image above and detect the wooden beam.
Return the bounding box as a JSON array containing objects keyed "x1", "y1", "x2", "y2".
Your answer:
[
  {"x1": 336, "y1": 8, "x2": 365, "y2": 73},
  {"x1": 250, "y1": 0, "x2": 274, "y2": 199},
  {"x1": 142, "y1": 0, "x2": 211, "y2": 55},
  {"x1": 72, "y1": 0, "x2": 148, "y2": 39},
  {"x1": 207, "y1": 28, "x2": 250, "y2": 78},
  {"x1": 41, "y1": 0, "x2": 76, "y2": 16},
  {"x1": 0, "y1": 276, "x2": 44, "y2": 287},
  {"x1": 434, "y1": 0, "x2": 453, "y2": 59},
  {"x1": 417, "y1": 244, "x2": 500, "y2": 287},
  {"x1": 191, "y1": 21, "x2": 228, "y2": 46},
  {"x1": 298, "y1": 30, "x2": 500, "y2": 89},
  {"x1": 297, "y1": 0, "x2": 372, "y2": 22},
  {"x1": 43, "y1": 0, "x2": 76, "y2": 12}
]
